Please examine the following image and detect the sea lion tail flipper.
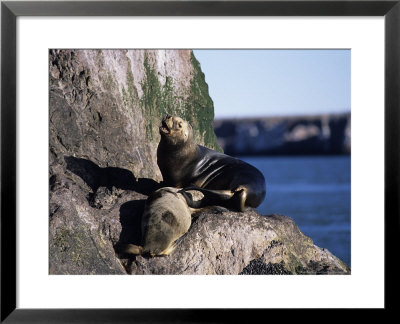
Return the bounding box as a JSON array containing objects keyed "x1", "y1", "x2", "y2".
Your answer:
[
  {"x1": 180, "y1": 187, "x2": 234, "y2": 208},
  {"x1": 201, "y1": 188, "x2": 234, "y2": 200},
  {"x1": 183, "y1": 186, "x2": 233, "y2": 199},
  {"x1": 232, "y1": 188, "x2": 247, "y2": 212},
  {"x1": 115, "y1": 243, "x2": 144, "y2": 256}
]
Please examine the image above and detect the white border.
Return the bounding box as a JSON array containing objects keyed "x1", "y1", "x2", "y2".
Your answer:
[{"x1": 17, "y1": 17, "x2": 384, "y2": 308}]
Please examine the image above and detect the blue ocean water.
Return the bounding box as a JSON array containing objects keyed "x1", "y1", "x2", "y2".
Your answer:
[{"x1": 241, "y1": 156, "x2": 351, "y2": 267}]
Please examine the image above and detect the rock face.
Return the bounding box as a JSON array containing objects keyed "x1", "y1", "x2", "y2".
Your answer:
[
  {"x1": 49, "y1": 49, "x2": 350, "y2": 275},
  {"x1": 214, "y1": 114, "x2": 351, "y2": 156},
  {"x1": 49, "y1": 49, "x2": 221, "y2": 182},
  {"x1": 123, "y1": 211, "x2": 349, "y2": 275},
  {"x1": 49, "y1": 49, "x2": 220, "y2": 274}
]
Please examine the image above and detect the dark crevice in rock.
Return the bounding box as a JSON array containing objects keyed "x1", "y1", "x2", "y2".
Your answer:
[{"x1": 268, "y1": 240, "x2": 283, "y2": 249}]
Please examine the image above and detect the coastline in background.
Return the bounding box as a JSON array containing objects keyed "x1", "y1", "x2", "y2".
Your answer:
[{"x1": 214, "y1": 112, "x2": 350, "y2": 156}]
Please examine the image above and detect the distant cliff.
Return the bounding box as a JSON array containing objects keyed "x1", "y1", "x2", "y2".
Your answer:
[{"x1": 214, "y1": 113, "x2": 351, "y2": 156}]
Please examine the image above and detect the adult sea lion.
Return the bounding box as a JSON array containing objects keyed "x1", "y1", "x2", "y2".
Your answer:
[
  {"x1": 157, "y1": 115, "x2": 266, "y2": 212},
  {"x1": 117, "y1": 187, "x2": 192, "y2": 257}
]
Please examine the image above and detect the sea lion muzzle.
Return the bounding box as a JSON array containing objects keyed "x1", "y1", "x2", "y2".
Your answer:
[{"x1": 160, "y1": 117, "x2": 171, "y2": 135}]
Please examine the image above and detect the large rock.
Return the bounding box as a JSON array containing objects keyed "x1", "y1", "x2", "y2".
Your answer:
[
  {"x1": 49, "y1": 49, "x2": 221, "y2": 182},
  {"x1": 50, "y1": 173, "x2": 349, "y2": 275},
  {"x1": 49, "y1": 49, "x2": 350, "y2": 275},
  {"x1": 49, "y1": 49, "x2": 220, "y2": 274},
  {"x1": 123, "y1": 210, "x2": 349, "y2": 275}
]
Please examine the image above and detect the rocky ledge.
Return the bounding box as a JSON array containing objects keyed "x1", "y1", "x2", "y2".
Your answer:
[
  {"x1": 50, "y1": 166, "x2": 349, "y2": 275},
  {"x1": 123, "y1": 209, "x2": 350, "y2": 275}
]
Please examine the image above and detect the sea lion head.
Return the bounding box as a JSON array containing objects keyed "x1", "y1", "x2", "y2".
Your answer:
[{"x1": 159, "y1": 115, "x2": 192, "y2": 146}]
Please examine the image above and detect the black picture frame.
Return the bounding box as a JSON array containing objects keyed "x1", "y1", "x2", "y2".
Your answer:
[{"x1": 1, "y1": 0, "x2": 399, "y2": 322}]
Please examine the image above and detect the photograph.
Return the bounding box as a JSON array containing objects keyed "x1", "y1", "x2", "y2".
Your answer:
[
  {"x1": 2, "y1": 0, "x2": 397, "y2": 319},
  {"x1": 49, "y1": 49, "x2": 351, "y2": 275}
]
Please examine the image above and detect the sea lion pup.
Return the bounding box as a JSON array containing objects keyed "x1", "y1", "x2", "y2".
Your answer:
[
  {"x1": 117, "y1": 187, "x2": 193, "y2": 257},
  {"x1": 157, "y1": 115, "x2": 266, "y2": 212}
]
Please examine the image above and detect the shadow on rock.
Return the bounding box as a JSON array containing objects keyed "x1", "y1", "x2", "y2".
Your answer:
[
  {"x1": 117, "y1": 199, "x2": 146, "y2": 247},
  {"x1": 65, "y1": 156, "x2": 158, "y2": 260},
  {"x1": 64, "y1": 156, "x2": 160, "y2": 195}
]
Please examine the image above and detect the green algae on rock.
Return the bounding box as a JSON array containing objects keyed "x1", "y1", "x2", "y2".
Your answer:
[{"x1": 49, "y1": 49, "x2": 221, "y2": 184}]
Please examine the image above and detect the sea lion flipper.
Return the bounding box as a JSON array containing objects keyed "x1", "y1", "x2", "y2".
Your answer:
[
  {"x1": 192, "y1": 187, "x2": 248, "y2": 212},
  {"x1": 183, "y1": 186, "x2": 233, "y2": 198},
  {"x1": 232, "y1": 188, "x2": 247, "y2": 212},
  {"x1": 160, "y1": 241, "x2": 178, "y2": 256},
  {"x1": 178, "y1": 189, "x2": 201, "y2": 208},
  {"x1": 115, "y1": 243, "x2": 144, "y2": 256},
  {"x1": 181, "y1": 187, "x2": 233, "y2": 205}
]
